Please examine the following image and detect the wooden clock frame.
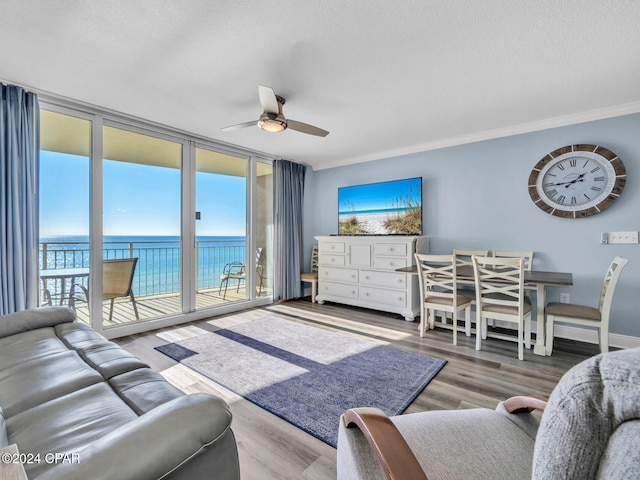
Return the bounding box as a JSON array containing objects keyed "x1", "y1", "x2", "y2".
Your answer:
[{"x1": 528, "y1": 144, "x2": 626, "y2": 218}]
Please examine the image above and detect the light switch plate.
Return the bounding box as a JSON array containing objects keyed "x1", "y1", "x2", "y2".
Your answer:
[{"x1": 608, "y1": 231, "x2": 639, "y2": 244}]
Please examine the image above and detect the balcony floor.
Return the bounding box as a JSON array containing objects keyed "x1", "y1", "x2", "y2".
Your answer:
[{"x1": 72, "y1": 285, "x2": 270, "y2": 327}]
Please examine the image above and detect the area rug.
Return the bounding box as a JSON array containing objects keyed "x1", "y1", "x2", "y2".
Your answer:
[{"x1": 155, "y1": 316, "x2": 446, "y2": 447}]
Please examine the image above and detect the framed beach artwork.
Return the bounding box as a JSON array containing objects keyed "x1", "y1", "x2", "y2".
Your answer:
[{"x1": 338, "y1": 177, "x2": 423, "y2": 235}]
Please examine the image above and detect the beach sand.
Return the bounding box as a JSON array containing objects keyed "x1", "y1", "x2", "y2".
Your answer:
[{"x1": 339, "y1": 212, "x2": 393, "y2": 234}]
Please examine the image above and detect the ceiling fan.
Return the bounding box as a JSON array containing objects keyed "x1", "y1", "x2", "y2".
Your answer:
[{"x1": 221, "y1": 85, "x2": 329, "y2": 137}]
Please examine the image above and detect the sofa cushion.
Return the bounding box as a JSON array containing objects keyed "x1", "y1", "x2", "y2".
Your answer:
[
  {"x1": 75, "y1": 339, "x2": 148, "y2": 379},
  {"x1": 55, "y1": 322, "x2": 111, "y2": 349},
  {"x1": 0, "y1": 350, "x2": 103, "y2": 417},
  {"x1": 0, "y1": 327, "x2": 68, "y2": 370},
  {"x1": 0, "y1": 307, "x2": 75, "y2": 339},
  {"x1": 109, "y1": 368, "x2": 184, "y2": 415},
  {"x1": 0, "y1": 406, "x2": 7, "y2": 448},
  {"x1": 7, "y1": 383, "x2": 139, "y2": 479}
]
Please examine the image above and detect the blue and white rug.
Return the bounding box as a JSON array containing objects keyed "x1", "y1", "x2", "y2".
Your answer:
[{"x1": 155, "y1": 316, "x2": 446, "y2": 447}]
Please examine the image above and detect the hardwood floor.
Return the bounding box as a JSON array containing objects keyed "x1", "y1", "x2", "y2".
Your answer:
[{"x1": 113, "y1": 298, "x2": 600, "y2": 480}]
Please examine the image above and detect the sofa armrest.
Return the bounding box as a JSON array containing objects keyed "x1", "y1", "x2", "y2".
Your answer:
[
  {"x1": 343, "y1": 408, "x2": 428, "y2": 480},
  {"x1": 36, "y1": 393, "x2": 236, "y2": 480},
  {"x1": 0, "y1": 307, "x2": 75, "y2": 338}
]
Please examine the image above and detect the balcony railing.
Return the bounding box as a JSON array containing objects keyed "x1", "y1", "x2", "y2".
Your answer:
[{"x1": 39, "y1": 239, "x2": 248, "y2": 303}]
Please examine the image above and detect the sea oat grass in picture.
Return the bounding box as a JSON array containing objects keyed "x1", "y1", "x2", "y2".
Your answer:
[{"x1": 338, "y1": 177, "x2": 423, "y2": 235}]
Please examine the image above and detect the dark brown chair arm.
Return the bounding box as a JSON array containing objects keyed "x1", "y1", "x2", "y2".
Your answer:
[
  {"x1": 503, "y1": 395, "x2": 547, "y2": 414},
  {"x1": 343, "y1": 408, "x2": 428, "y2": 480}
]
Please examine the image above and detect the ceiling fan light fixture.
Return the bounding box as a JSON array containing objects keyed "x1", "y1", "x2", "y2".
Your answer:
[{"x1": 258, "y1": 113, "x2": 287, "y2": 133}]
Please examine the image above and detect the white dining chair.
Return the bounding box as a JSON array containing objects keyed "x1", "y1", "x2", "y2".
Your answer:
[
  {"x1": 415, "y1": 254, "x2": 472, "y2": 345},
  {"x1": 545, "y1": 256, "x2": 628, "y2": 355},
  {"x1": 473, "y1": 256, "x2": 531, "y2": 360}
]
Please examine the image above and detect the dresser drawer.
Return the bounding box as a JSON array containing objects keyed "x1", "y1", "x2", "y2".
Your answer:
[
  {"x1": 375, "y1": 243, "x2": 408, "y2": 257},
  {"x1": 320, "y1": 242, "x2": 345, "y2": 254},
  {"x1": 360, "y1": 286, "x2": 407, "y2": 307},
  {"x1": 321, "y1": 281, "x2": 359, "y2": 299},
  {"x1": 320, "y1": 267, "x2": 358, "y2": 283},
  {"x1": 360, "y1": 270, "x2": 407, "y2": 289},
  {"x1": 320, "y1": 254, "x2": 346, "y2": 267},
  {"x1": 373, "y1": 256, "x2": 408, "y2": 271}
]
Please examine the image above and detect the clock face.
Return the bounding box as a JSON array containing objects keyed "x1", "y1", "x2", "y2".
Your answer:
[{"x1": 528, "y1": 145, "x2": 626, "y2": 218}]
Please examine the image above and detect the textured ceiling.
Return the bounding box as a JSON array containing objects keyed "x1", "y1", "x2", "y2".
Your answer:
[{"x1": 2, "y1": 1, "x2": 640, "y2": 170}]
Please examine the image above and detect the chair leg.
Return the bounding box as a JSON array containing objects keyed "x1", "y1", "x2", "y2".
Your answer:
[
  {"x1": 475, "y1": 314, "x2": 483, "y2": 351},
  {"x1": 452, "y1": 310, "x2": 458, "y2": 346},
  {"x1": 599, "y1": 328, "x2": 608, "y2": 353},
  {"x1": 524, "y1": 315, "x2": 531, "y2": 349},
  {"x1": 419, "y1": 312, "x2": 426, "y2": 338},
  {"x1": 109, "y1": 298, "x2": 115, "y2": 323},
  {"x1": 464, "y1": 307, "x2": 471, "y2": 338},
  {"x1": 311, "y1": 280, "x2": 317, "y2": 303},
  {"x1": 130, "y1": 293, "x2": 140, "y2": 321},
  {"x1": 545, "y1": 315, "x2": 555, "y2": 356},
  {"x1": 518, "y1": 323, "x2": 524, "y2": 361}
]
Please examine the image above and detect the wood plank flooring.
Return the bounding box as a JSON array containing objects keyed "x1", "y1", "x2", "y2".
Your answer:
[{"x1": 113, "y1": 298, "x2": 599, "y2": 480}]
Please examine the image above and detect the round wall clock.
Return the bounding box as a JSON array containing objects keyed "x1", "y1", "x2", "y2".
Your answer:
[{"x1": 528, "y1": 144, "x2": 626, "y2": 218}]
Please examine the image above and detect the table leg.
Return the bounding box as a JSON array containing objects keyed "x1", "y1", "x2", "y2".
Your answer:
[{"x1": 533, "y1": 284, "x2": 547, "y2": 356}]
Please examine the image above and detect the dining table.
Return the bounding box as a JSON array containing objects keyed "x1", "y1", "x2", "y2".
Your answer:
[{"x1": 396, "y1": 264, "x2": 573, "y2": 356}]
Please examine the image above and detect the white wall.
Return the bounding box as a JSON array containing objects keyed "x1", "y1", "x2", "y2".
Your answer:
[{"x1": 304, "y1": 113, "x2": 640, "y2": 339}]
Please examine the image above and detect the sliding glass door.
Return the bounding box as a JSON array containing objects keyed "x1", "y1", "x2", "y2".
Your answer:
[
  {"x1": 39, "y1": 110, "x2": 92, "y2": 323},
  {"x1": 39, "y1": 104, "x2": 273, "y2": 335},
  {"x1": 101, "y1": 125, "x2": 183, "y2": 327},
  {"x1": 195, "y1": 148, "x2": 248, "y2": 307}
]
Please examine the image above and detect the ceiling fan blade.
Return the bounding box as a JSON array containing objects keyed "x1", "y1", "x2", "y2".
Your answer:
[
  {"x1": 221, "y1": 121, "x2": 257, "y2": 132},
  {"x1": 287, "y1": 119, "x2": 330, "y2": 137},
  {"x1": 258, "y1": 85, "x2": 280, "y2": 114}
]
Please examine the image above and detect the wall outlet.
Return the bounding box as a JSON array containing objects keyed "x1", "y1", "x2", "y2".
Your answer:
[
  {"x1": 560, "y1": 293, "x2": 570, "y2": 304},
  {"x1": 608, "y1": 231, "x2": 639, "y2": 244}
]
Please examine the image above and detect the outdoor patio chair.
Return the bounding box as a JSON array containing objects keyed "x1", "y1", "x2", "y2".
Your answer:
[
  {"x1": 71, "y1": 258, "x2": 140, "y2": 322},
  {"x1": 219, "y1": 247, "x2": 264, "y2": 299}
]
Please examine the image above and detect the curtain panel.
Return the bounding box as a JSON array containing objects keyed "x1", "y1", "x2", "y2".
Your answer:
[
  {"x1": 0, "y1": 84, "x2": 40, "y2": 315},
  {"x1": 273, "y1": 159, "x2": 306, "y2": 301}
]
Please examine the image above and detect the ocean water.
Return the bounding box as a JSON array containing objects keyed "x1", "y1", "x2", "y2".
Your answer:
[
  {"x1": 337, "y1": 207, "x2": 410, "y2": 216},
  {"x1": 39, "y1": 235, "x2": 248, "y2": 297}
]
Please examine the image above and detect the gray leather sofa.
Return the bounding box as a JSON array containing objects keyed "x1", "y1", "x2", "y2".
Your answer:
[
  {"x1": 338, "y1": 347, "x2": 640, "y2": 479},
  {"x1": 0, "y1": 307, "x2": 240, "y2": 480}
]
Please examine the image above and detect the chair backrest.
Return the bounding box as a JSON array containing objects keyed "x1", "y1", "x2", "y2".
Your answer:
[
  {"x1": 103, "y1": 258, "x2": 138, "y2": 298},
  {"x1": 415, "y1": 253, "x2": 458, "y2": 301},
  {"x1": 453, "y1": 249, "x2": 490, "y2": 267},
  {"x1": 493, "y1": 251, "x2": 534, "y2": 271},
  {"x1": 472, "y1": 256, "x2": 525, "y2": 310},
  {"x1": 310, "y1": 245, "x2": 319, "y2": 273},
  {"x1": 598, "y1": 256, "x2": 629, "y2": 314}
]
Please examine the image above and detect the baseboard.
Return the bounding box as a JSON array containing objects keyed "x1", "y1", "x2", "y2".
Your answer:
[
  {"x1": 488, "y1": 318, "x2": 640, "y2": 350},
  {"x1": 552, "y1": 323, "x2": 640, "y2": 350}
]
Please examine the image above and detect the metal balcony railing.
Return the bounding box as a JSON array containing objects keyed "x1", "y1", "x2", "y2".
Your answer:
[{"x1": 39, "y1": 238, "x2": 247, "y2": 303}]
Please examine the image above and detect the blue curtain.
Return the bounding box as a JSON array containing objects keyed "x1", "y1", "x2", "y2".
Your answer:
[
  {"x1": 0, "y1": 84, "x2": 40, "y2": 315},
  {"x1": 273, "y1": 159, "x2": 306, "y2": 301}
]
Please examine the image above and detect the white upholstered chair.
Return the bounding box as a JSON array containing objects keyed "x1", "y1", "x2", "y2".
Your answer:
[
  {"x1": 415, "y1": 254, "x2": 472, "y2": 345},
  {"x1": 300, "y1": 245, "x2": 319, "y2": 303},
  {"x1": 337, "y1": 347, "x2": 640, "y2": 480},
  {"x1": 545, "y1": 256, "x2": 628, "y2": 355},
  {"x1": 472, "y1": 256, "x2": 531, "y2": 360}
]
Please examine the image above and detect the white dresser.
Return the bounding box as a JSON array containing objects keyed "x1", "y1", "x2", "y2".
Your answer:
[{"x1": 314, "y1": 235, "x2": 429, "y2": 320}]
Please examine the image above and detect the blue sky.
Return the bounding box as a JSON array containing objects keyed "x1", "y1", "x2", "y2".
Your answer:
[
  {"x1": 40, "y1": 151, "x2": 247, "y2": 237},
  {"x1": 338, "y1": 177, "x2": 422, "y2": 213}
]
